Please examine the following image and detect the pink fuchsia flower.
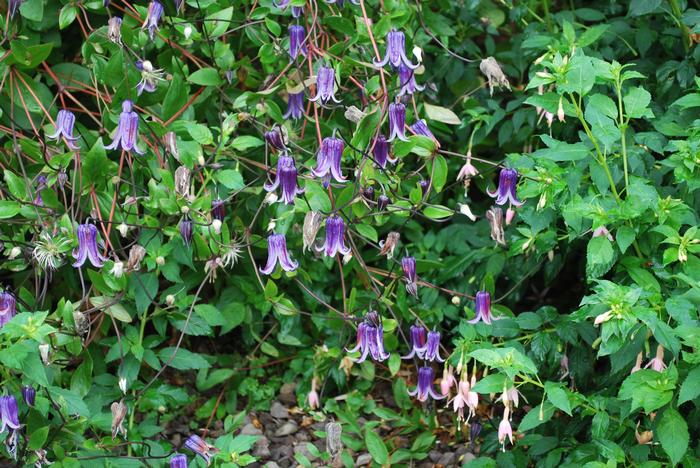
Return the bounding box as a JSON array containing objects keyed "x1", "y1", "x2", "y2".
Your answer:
[
  {"x1": 264, "y1": 154, "x2": 304, "y2": 205},
  {"x1": 105, "y1": 100, "x2": 144, "y2": 154},
  {"x1": 631, "y1": 351, "x2": 644, "y2": 374},
  {"x1": 505, "y1": 207, "x2": 516, "y2": 225},
  {"x1": 488, "y1": 168, "x2": 523, "y2": 206},
  {"x1": 0, "y1": 291, "x2": 16, "y2": 329},
  {"x1": 310, "y1": 66, "x2": 341, "y2": 105},
  {"x1": 259, "y1": 233, "x2": 298, "y2": 274},
  {"x1": 387, "y1": 102, "x2": 408, "y2": 142},
  {"x1": 346, "y1": 311, "x2": 390, "y2": 363},
  {"x1": 184, "y1": 434, "x2": 219, "y2": 466},
  {"x1": 592, "y1": 225, "x2": 614, "y2": 241},
  {"x1": 464, "y1": 375, "x2": 479, "y2": 420},
  {"x1": 498, "y1": 407, "x2": 514, "y2": 451},
  {"x1": 47, "y1": 109, "x2": 80, "y2": 150},
  {"x1": 288, "y1": 25, "x2": 307, "y2": 60},
  {"x1": 73, "y1": 223, "x2": 108, "y2": 268},
  {"x1": 440, "y1": 366, "x2": 456, "y2": 397},
  {"x1": 322, "y1": 215, "x2": 351, "y2": 257},
  {"x1": 397, "y1": 64, "x2": 424, "y2": 97},
  {"x1": 307, "y1": 377, "x2": 320, "y2": 409},
  {"x1": 401, "y1": 256, "x2": 418, "y2": 296},
  {"x1": 312, "y1": 134, "x2": 346, "y2": 187},
  {"x1": 374, "y1": 29, "x2": 418, "y2": 70},
  {"x1": 468, "y1": 291, "x2": 500, "y2": 324},
  {"x1": 408, "y1": 366, "x2": 445, "y2": 402},
  {"x1": 401, "y1": 324, "x2": 427, "y2": 360},
  {"x1": 645, "y1": 345, "x2": 667, "y2": 372}
]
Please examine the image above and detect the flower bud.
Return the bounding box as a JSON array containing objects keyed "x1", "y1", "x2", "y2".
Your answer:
[
  {"x1": 197, "y1": 155, "x2": 205, "y2": 166},
  {"x1": 166, "y1": 294, "x2": 175, "y2": 306},
  {"x1": 117, "y1": 223, "x2": 129, "y2": 238},
  {"x1": 110, "y1": 261, "x2": 124, "y2": 278},
  {"x1": 8, "y1": 246, "x2": 21, "y2": 259},
  {"x1": 156, "y1": 256, "x2": 165, "y2": 266},
  {"x1": 211, "y1": 219, "x2": 222, "y2": 234},
  {"x1": 39, "y1": 343, "x2": 50, "y2": 365}
]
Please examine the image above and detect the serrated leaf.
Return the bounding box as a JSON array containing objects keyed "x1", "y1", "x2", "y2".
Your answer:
[
  {"x1": 678, "y1": 366, "x2": 700, "y2": 404},
  {"x1": 158, "y1": 347, "x2": 210, "y2": 370},
  {"x1": 658, "y1": 408, "x2": 689, "y2": 466},
  {"x1": 364, "y1": 429, "x2": 388, "y2": 464}
]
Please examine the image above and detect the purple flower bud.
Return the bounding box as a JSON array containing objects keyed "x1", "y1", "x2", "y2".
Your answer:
[
  {"x1": 292, "y1": 5, "x2": 303, "y2": 16},
  {"x1": 142, "y1": 1, "x2": 163, "y2": 40},
  {"x1": 273, "y1": 0, "x2": 304, "y2": 16},
  {"x1": 265, "y1": 154, "x2": 304, "y2": 204},
  {"x1": 312, "y1": 135, "x2": 346, "y2": 187},
  {"x1": 470, "y1": 420, "x2": 482, "y2": 448},
  {"x1": 468, "y1": 291, "x2": 500, "y2": 324},
  {"x1": 174, "y1": 0, "x2": 183, "y2": 13},
  {"x1": 73, "y1": 223, "x2": 108, "y2": 268},
  {"x1": 260, "y1": 233, "x2": 298, "y2": 274},
  {"x1": 346, "y1": 311, "x2": 390, "y2": 363},
  {"x1": 170, "y1": 454, "x2": 188, "y2": 468},
  {"x1": 488, "y1": 168, "x2": 522, "y2": 206},
  {"x1": 21, "y1": 386, "x2": 35, "y2": 407},
  {"x1": 9, "y1": 0, "x2": 22, "y2": 18},
  {"x1": 264, "y1": 127, "x2": 287, "y2": 151},
  {"x1": 410, "y1": 119, "x2": 436, "y2": 141},
  {"x1": 362, "y1": 186, "x2": 374, "y2": 201},
  {"x1": 108, "y1": 16, "x2": 123, "y2": 44},
  {"x1": 0, "y1": 395, "x2": 20, "y2": 432},
  {"x1": 372, "y1": 134, "x2": 395, "y2": 169},
  {"x1": 401, "y1": 256, "x2": 417, "y2": 296},
  {"x1": 47, "y1": 109, "x2": 80, "y2": 150},
  {"x1": 397, "y1": 64, "x2": 424, "y2": 97},
  {"x1": 211, "y1": 199, "x2": 225, "y2": 221},
  {"x1": 0, "y1": 291, "x2": 17, "y2": 329},
  {"x1": 323, "y1": 215, "x2": 350, "y2": 257},
  {"x1": 401, "y1": 324, "x2": 427, "y2": 359},
  {"x1": 57, "y1": 169, "x2": 68, "y2": 187},
  {"x1": 34, "y1": 175, "x2": 47, "y2": 207},
  {"x1": 184, "y1": 434, "x2": 219, "y2": 465},
  {"x1": 374, "y1": 29, "x2": 418, "y2": 70},
  {"x1": 309, "y1": 66, "x2": 341, "y2": 105},
  {"x1": 283, "y1": 91, "x2": 305, "y2": 121},
  {"x1": 288, "y1": 25, "x2": 307, "y2": 61},
  {"x1": 179, "y1": 219, "x2": 193, "y2": 246},
  {"x1": 377, "y1": 194, "x2": 390, "y2": 211},
  {"x1": 408, "y1": 366, "x2": 445, "y2": 402},
  {"x1": 417, "y1": 330, "x2": 444, "y2": 362},
  {"x1": 419, "y1": 179, "x2": 430, "y2": 196},
  {"x1": 105, "y1": 100, "x2": 144, "y2": 155},
  {"x1": 387, "y1": 102, "x2": 407, "y2": 142}
]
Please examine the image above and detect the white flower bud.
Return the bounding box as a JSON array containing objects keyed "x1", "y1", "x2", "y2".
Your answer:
[
  {"x1": 264, "y1": 192, "x2": 278, "y2": 205},
  {"x1": 267, "y1": 220, "x2": 276, "y2": 232},
  {"x1": 343, "y1": 252, "x2": 353, "y2": 264},
  {"x1": 211, "y1": 219, "x2": 222, "y2": 234},
  {"x1": 451, "y1": 296, "x2": 460, "y2": 306},
  {"x1": 117, "y1": 223, "x2": 129, "y2": 238},
  {"x1": 183, "y1": 25, "x2": 193, "y2": 39},
  {"x1": 180, "y1": 205, "x2": 190, "y2": 214},
  {"x1": 8, "y1": 246, "x2": 21, "y2": 259},
  {"x1": 156, "y1": 256, "x2": 165, "y2": 266},
  {"x1": 110, "y1": 261, "x2": 124, "y2": 278},
  {"x1": 197, "y1": 155, "x2": 206, "y2": 166},
  {"x1": 166, "y1": 294, "x2": 175, "y2": 306},
  {"x1": 119, "y1": 377, "x2": 128, "y2": 394}
]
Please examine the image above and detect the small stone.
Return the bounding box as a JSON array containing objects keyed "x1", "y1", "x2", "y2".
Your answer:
[
  {"x1": 264, "y1": 463, "x2": 281, "y2": 468},
  {"x1": 355, "y1": 453, "x2": 372, "y2": 466},
  {"x1": 274, "y1": 420, "x2": 298, "y2": 437},
  {"x1": 459, "y1": 452, "x2": 476, "y2": 464},
  {"x1": 241, "y1": 423, "x2": 263, "y2": 436},
  {"x1": 294, "y1": 442, "x2": 318, "y2": 461},
  {"x1": 270, "y1": 445, "x2": 293, "y2": 461},
  {"x1": 429, "y1": 450, "x2": 442, "y2": 462},
  {"x1": 270, "y1": 401, "x2": 289, "y2": 419},
  {"x1": 279, "y1": 383, "x2": 297, "y2": 405},
  {"x1": 253, "y1": 436, "x2": 271, "y2": 459},
  {"x1": 438, "y1": 452, "x2": 456, "y2": 466}
]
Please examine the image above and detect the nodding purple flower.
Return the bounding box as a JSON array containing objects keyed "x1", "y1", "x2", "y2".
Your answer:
[
  {"x1": 387, "y1": 102, "x2": 408, "y2": 142},
  {"x1": 108, "y1": 16, "x2": 123, "y2": 44},
  {"x1": 325, "y1": 0, "x2": 360, "y2": 6},
  {"x1": 397, "y1": 64, "x2": 424, "y2": 97},
  {"x1": 417, "y1": 330, "x2": 444, "y2": 362},
  {"x1": 401, "y1": 256, "x2": 418, "y2": 296},
  {"x1": 372, "y1": 134, "x2": 395, "y2": 169},
  {"x1": 288, "y1": 25, "x2": 307, "y2": 61},
  {"x1": 411, "y1": 120, "x2": 436, "y2": 141},
  {"x1": 0, "y1": 395, "x2": 20, "y2": 433},
  {"x1": 283, "y1": 92, "x2": 305, "y2": 121},
  {"x1": 174, "y1": 0, "x2": 183, "y2": 13},
  {"x1": 488, "y1": 168, "x2": 522, "y2": 207},
  {"x1": 264, "y1": 126, "x2": 287, "y2": 151},
  {"x1": 47, "y1": 109, "x2": 80, "y2": 150},
  {"x1": 180, "y1": 219, "x2": 193, "y2": 246},
  {"x1": 402, "y1": 324, "x2": 427, "y2": 359},
  {"x1": 34, "y1": 175, "x2": 47, "y2": 206},
  {"x1": 408, "y1": 366, "x2": 445, "y2": 402},
  {"x1": 362, "y1": 186, "x2": 374, "y2": 201},
  {"x1": 21, "y1": 386, "x2": 35, "y2": 407},
  {"x1": 260, "y1": 233, "x2": 298, "y2": 274},
  {"x1": 142, "y1": 1, "x2": 163, "y2": 40},
  {"x1": 105, "y1": 100, "x2": 144, "y2": 155},
  {"x1": 346, "y1": 311, "x2": 390, "y2": 363},
  {"x1": 184, "y1": 434, "x2": 219, "y2": 466},
  {"x1": 211, "y1": 199, "x2": 225, "y2": 221},
  {"x1": 470, "y1": 420, "x2": 482, "y2": 449},
  {"x1": 310, "y1": 66, "x2": 341, "y2": 105},
  {"x1": 73, "y1": 223, "x2": 108, "y2": 268},
  {"x1": 273, "y1": 0, "x2": 304, "y2": 17},
  {"x1": 374, "y1": 29, "x2": 418, "y2": 70},
  {"x1": 377, "y1": 194, "x2": 390, "y2": 211},
  {"x1": 312, "y1": 134, "x2": 346, "y2": 187},
  {"x1": 323, "y1": 215, "x2": 351, "y2": 257},
  {"x1": 265, "y1": 154, "x2": 304, "y2": 204},
  {"x1": 468, "y1": 291, "x2": 500, "y2": 324},
  {"x1": 170, "y1": 454, "x2": 188, "y2": 468},
  {"x1": 419, "y1": 179, "x2": 430, "y2": 196},
  {"x1": 9, "y1": 0, "x2": 22, "y2": 18},
  {"x1": 0, "y1": 291, "x2": 17, "y2": 329}
]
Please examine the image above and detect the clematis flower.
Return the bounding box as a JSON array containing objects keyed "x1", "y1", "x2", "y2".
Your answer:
[
  {"x1": 410, "y1": 120, "x2": 438, "y2": 145},
  {"x1": 9, "y1": 0, "x2": 22, "y2": 18},
  {"x1": 264, "y1": 126, "x2": 287, "y2": 151},
  {"x1": 486, "y1": 207, "x2": 506, "y2": 246},
  {"x1": 170, "y1": 454, "x2": 188, "y2": 468},
  {"x1": 21, "y1": 386, "x2": 35, "y2": 407},
  {"x1": 498, "y1": 407, "x2": 514, "y2": 451},
  {"x1": 142, "y1": 1, "x2": 164, "y2": 40},
  {"x1": 468, "y1": 291, "x2": 500, "y2": 324},
  {"x1": 387, "y1": 102, "x2": 408, "y2": 142},
  {"x1": 362, "y1": 186, "x2": 375, "y2": 201},
  {"x1": 105, "y1": 100, "x2": 144, "y2": 154},
  {"x1": 323, "y1": 215, "x2": 351, "y2": 257},
  {"x1": 47, "y1": 109, "x2": 80, "y2": 150},
  {"x1": 178, "y1": 219, "x2": 193, "y2": 247},
  {"x1": 73, "y1": 223, "x2": 108, "y2": 268},
  {"x1": 397, "y1": 64, "x2": 424, "y2": 97},
  {"x1": 325, "y1": 0, "x2": 360, "y2": 6},
  {"x1": 377, "y1": 194, "x2": 390, "y2": 211},
  {"x1": 0, "y1": 291, "x2": 16, "y2": 329},
  {"x1": 272, "y1": 0, "x2": 303, "y2": 17},
  {"x1": 346, "y1": 311, "x2": 390, "y2": 363},
  {"x1": 488, "y1": 168, "x2": 522, "y2": 206},
  {"x1": 0, "y1": 396, "x2": 20, "y2": 433},
  {"x1": 135, "y1": 60, "x2": 165, "y2": 95},
  {"x1": 372, "y1": 134, "x2": 395, "y2": 169},
  {"x1": 645, "y1": 345, "x2": 667, "y2": 372},
  {"x1": 108, "y1": 16, "x2": 123, "y2": 44},
  {"x1": 470, "y1": 420, "x2": 482, "y2": 448},
  {"x1": 33, "y1": 175, "x2": 47, "y2": 206},
  {"x1": 211, "y1": 199, "x2": 225, "y2": 221},
  {"x1": 312, "y1": 134, "x2": 346, "y2": 187},
  {"x1": 417, "y1": 330, "x2": 445, "y2": 362},
  {"x1": 408, "y1": 366, "x2": 445, "y2": 402},
  {"x1": 259, "y1": 233, "x2": 298, "y2": 274},
  {"x1": 419, "y1": 179, "x2": 430, "y2": 196},
  {"x1": 401, "y1": 256, "x2": 418, "y2": 296},
  {"x1": 401, "y1": 324, "x2": 427, "y2": 360},
  {"x1": 288, "y1": 25, "x2": 307, "y2": 60},
  {"x1": 374, "y1": 29, "x2": 418, "y2": 70},
  {"x1": 283, "y1": 91, "x2": 305, "y2": 120},
  {"x1": 310, "y1": 66, "x2": 341, "y2": 104},
  {"x1": 185, "y1": 434, "x2": 220, "y2": 466}
]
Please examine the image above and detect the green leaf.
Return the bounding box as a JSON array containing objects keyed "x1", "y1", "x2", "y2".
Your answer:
[
  {"x1": 430, "y1": 155, "x2": 448, "y2": 192},
  {"x1": 577, "y1": 25, "x2": 609, "y2": 48},
  {"x1": 355, "y1": 223, "x2": 378, "y2": 243},
  {"x1": 534, "y1": 135, "x2": 590, "y2": 161},
  {"x1": 0, "y1": 201, "x2": 20, "y2": 219},
  {"x1": 670, "y1": 93, "x2": 700, "y2": 109},
  {"x1": 518, "y1": 402, "x2": 555, "y2": 431},
  {"x1": 231, "y1": 135, "x2": 264, "y2": 151},
  {"x1": 28, "y1": 426, "x2": 50, "y2": 451},
  {"x1": 203, "y1": 6, "x2": 233, "y2": 38},
  {"x1": 628, "y1": 0, "x2": 661, "y2": 16},
  {"x1": 561, "y1": 54, "x2": 595, "y2": 96},
  {"x1": 216, "y1": 169, "x2": 245, "y2": 189},
  {"x1": 658, "y1": 408, "x2": 689, "y2": 466},
  {"x1": 58, "y1": 5, "x2": 77, "y2": 29},
  {"x1": 188, "y1": 68, "x2": 222, "y2": 86},
  {"x1": 618, "y1": 369, "x2": 676, "y2": 413},
  {"x1": 545, "y1": 382, "x2": 572, "y2": 416},
  {"x1": 4, "y1": 170, "x2": 27, "y2": 199},
  {"x1": 587, "y1": 236, "x2": 615, "y2": 279},
  {"x1": 158, "y1": 347, "x2": 211, "y2": 370},
  {"x1": 623, "y1": 86, "x2": 653, "y2": 119},
  {"x1": 424, "y1": 103, "x2": 461, "y2": 125},
  {"x1": 19, "y1": 0, "x2": 43, "y2": 21},
  {"x1": 364, "y1": 429, "x2": 388, "y2": 464},
  {"x1": 616, "y1": 226, "x2": 636, "y2": 254},
  {"x1": 423, "y1": 205, "x2": 453, "y2": 219},
  {"x1": 162, "y1": 73, "x2": 189, "y2": 121},
  {"x1": 678, "y1": 366, "x2": 700, "y2": 404}
]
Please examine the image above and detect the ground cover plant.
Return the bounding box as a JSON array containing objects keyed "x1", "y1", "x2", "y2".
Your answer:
[{"x1": 1, "y1": 0, "x2": 700, "y2": 466}]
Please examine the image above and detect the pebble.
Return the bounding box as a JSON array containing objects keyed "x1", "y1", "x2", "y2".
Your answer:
[
  {"x1": 438, "y1": 452, "x2": 456, "y2": 466},
  {"x1": 240, "y1": 423, "x2": 263, "y2": 436},
  {"x1": 278, "y1": 383, "x2": 297, "y2": 405},
  {"x1": 274, "y1": 420, "x2": 299, "y2": 437},
  {"x1": 253, "y1": 436, "x2": 271, "y2": 459},
  {"x1": 355, "y1": 453, "x2": 372, "y2": 466},
  {"x1": 270, "y1": 401, "x2": 289, "y2": 419}
]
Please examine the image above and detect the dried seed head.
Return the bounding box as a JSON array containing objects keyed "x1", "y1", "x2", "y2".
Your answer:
[
  {"x1": 39, "y1": 343, "x2": 51, "y2": 365},
  {"x1": 127, "y1": 245, "x2": 147, "y2": 271},
  {"x1": 174, "y1": 166, "x2": 191, "y2": 198},
  {"x1": 325, "y1": 421, "x2": 343, "y2": 462},
  {"x1": 111, "y1": 400, "x2": 128, "y2": 440},
  {"x1": 479, "y1": 57, "x2": 511, "y2": 96},
  {"x1": 73, "y1": 311, "x2": 89, "y2": 337},
  {"x1": 344, "y1": 106, "x2": 366, "y2": 123},
  {"x1": 379, "y1": 231, "x2": 400, "y2": 258},
  {"x1": 303, "y1": 211, "x2": 323, "y2": 253}
]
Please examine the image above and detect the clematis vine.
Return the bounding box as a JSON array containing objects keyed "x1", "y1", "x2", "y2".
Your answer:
[
  {"x1": 401, "y1": 256, "x2": 418, "y2": 296},
  {"x1": 283, "y1": 91, "x2": 305, "y2": 120},
  {"x1": 135, "y1": 60, "x2": 165, "y2": 95},
  {"x1": 170, "y1": 454, "x2": 187, "y2": 468},
  {"x1": 488, "y1": 168, "x2": 522, "y2": 206},
  {"x1": 346, "y1": 311, "x2": 390, "y2": 363},
  {"x1": 0, "y1": 291, "x2": 16, "y2": 328},
  {"x1": 21, "y1": 386, "x2": 35, "y2": 407},
  {"x1": 73, "y1": 223, "x2": 108, "y2": 268},
  {"x1": 142, "y1": 1, "x2": 164, "y2": 40},
  {"x1": 288, "y1": 25, "x2": 307, "y2": 60},
  {"x1": 311, "y1": 133, "x2": 346, "y2": 187},
  {"x1": 372, "y1": 134, "x2": 395, "y2": 169},
  {"x1": 309, "y1": 66, "x2": 341, "y2": 104},
  {"x1": 185, "y1": 434, "x2": 219, "y2": 466},
  {"x1": 272, "y1": 0, "x2": 303, "y2": 17},
  {"x1": 397, "y1": 64, "x2": 424, "y2": 97},
  {"x1": 410, "y1": 120, "x2": 438, "y2": 146},
  {"x1": 323, "y1": 215, "x2": 351, "y2": 257},
  {"x1": 418, "y1": 330, "x2": 445, "y2": 362},
  {"x1": 374, "y1": 29, "x2": 418, "y2": 70},
  {"x1": 264, "y1": 126, "x2": 287, "y2": 151},
  {"x1": 259, "y1": 233, "x2": 298, "y2": 274},
  {"x1": 105, "y1": 100, "x2": 144, "y2": 154},
  {"x1": 468, "y1": 291, "x2": 500, "y2": 324},
  {"x1": 180, "y1": 218, "x2": 193, "y2": 246},
  {"x1": 211, "y1": 199, "x2": 225, "y2": 221},
  {"x1": 387, "y1": 102, "x2": 408, "y2": 142},
  {"x1": 47, "y1": 109, "x2": 80, "y2": 150},
  {"x1": 408, "y1": 366, "x2": 445, "y2": 402},
  {"x1": 401, "y1": 324, "x2": 427, "y2": 359}
]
